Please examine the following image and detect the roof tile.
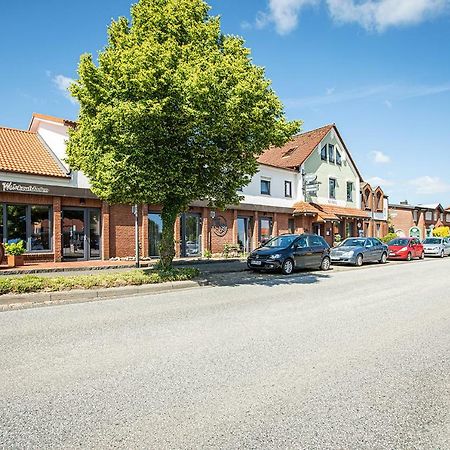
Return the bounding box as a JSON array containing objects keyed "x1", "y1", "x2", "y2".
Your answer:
[{"x1": 0, "y1": 127, "x2": 68, "y2": 178}]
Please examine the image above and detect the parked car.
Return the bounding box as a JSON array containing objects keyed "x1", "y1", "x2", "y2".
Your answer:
[
  {"x1": 247, "y1": 234, "x2": 331, "y2": 275},
  {"x1": 388, "y1": 237, "x2": 424, "y2": 261},
  {"x1": 330, "y1": 237, "x2": 388, "y2": 266},
  {"x1": 422, "y1": 237, "x2": 450, "y2": 257}
]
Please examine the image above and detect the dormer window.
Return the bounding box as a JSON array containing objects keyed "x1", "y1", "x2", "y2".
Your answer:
[
  {"x1": 321, "y1": 145, "x2": 327, "y2": 161},
  {"x1": 328, "y1": 144, "x2": 335, "y2": 163},
  {"x1": 283, "y1": 147, "x2": 297, "y2": 158}
]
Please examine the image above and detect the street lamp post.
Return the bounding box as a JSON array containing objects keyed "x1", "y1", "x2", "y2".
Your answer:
[{"x1": 132, "y1": 205, "x2": 140, "y2": 268}]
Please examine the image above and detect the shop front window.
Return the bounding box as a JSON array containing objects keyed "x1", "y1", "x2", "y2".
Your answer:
[
  {"x1": 6, "y1": 205, "x2": 27, "y2": 244},
  {"x1": 259, "y1": 217, "x2": 273, "y2": 244},
  {"x1": 31, "y1": 206, "x2": 51, "y2": 251},
  {"x1": 149, "y1": 213, "x2": 163, "y2": 257}
]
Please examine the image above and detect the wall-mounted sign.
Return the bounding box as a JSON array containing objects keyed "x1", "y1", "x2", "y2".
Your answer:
[
  {"x1": 212, "y1": 215, "x2": 228, "y2": 237},
  {"x1": 409, "y1": 226, "x2": 421, "y2": 239},
  {"x1": 304, "y1": 174, "x2": 318, "y2": 183},
  {"x1": 0, "y1": 180, "x2": 97, "y2": 199}
]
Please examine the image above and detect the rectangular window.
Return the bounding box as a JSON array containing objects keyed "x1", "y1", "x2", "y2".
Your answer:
[
  {"x1": 446, "y1": 214, "x2": 450, "y2": 223},
  {"x1": 148, "y1": 213, "x2": 163, "y2": 257},
  {"x1": 6, "y1": 205, "x2": 27, "y2": 244},
  {"x1": 30, "y1": 206, "x2": 51, "y2": 251},
  {"x1": 329, "y1": 178, "x2": 337, "y2": 199},
  {"x1": 336, "y1": 150, "x2": 342, "y2": 165},
  {"x1": 328, "y1": 144, "x2": 335, "y2": 163},
  {"x1": 288, "y1": 218, "x2": 295, "y2": 234},
  {"x1": 320, "y1": 145, "x2": 327, "y2": 161},
  {"x1": 260, "y1": 179, "x2": 271, "y2": 195},
  {"x1": 346, "y1": 182, "x2": 353, "y2": 202},
  {"x1": 284, "y1": 181, "x2": 292, "y2": 198},
  {"x1": 425, "y1": 211, "x2": 432, "y2": 221},
  {"x1": 259, "y1": 217, "x2": 273, "y2": 243}
]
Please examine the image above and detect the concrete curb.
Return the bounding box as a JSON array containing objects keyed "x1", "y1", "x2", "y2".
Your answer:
[{"x1": 0, "y1": 279, "x2": 205, "y2": 312}]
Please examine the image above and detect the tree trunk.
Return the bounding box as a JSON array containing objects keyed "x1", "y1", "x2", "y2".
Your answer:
[{"x1": 159, "y1": 202, "x2": 180, "y2": 270}]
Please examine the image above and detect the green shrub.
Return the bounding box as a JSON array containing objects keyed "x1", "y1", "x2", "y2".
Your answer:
[
  {"x1": 433, "y1": 226, "x2": 450, "y2": 238},
  {"x1": 380, "y1": 232, "x2": 398, "y2": 243},
  {"x1": 4, "y1": 240, "x2": 26, "y2": 256},
  {"x1": 0, "y1": 268, "x2": 200, "y2": 296}
]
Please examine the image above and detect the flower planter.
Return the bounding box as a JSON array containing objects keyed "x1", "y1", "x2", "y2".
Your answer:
[{"x1": 7, "y1": 255, "x2": 25, "y2": 268}]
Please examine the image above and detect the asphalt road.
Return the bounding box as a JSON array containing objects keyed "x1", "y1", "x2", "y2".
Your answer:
[{"x1": 1, "y1": 258, "x2": 449, "y2": 449}]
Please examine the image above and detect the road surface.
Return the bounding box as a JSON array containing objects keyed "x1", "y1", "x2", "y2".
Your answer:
[{"x1": 1, "y1": 258, "x2": 449, "y2": 449}]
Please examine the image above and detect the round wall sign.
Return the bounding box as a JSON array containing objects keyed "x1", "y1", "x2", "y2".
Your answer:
[{"x1": 213, "y1": 216, "x2": 228, "y2": 237}]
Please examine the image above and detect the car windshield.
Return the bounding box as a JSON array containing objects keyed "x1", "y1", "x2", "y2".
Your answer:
[
  {"x1": 423, "y1": 238, "x2": 441, "y2": 244},
  {"x1": 341, "y1": 238, "x2": 366, "y2": 247},
  {"x1": 389, "y1": 239, "x2": 410, "y2": 246},
  {"x1": 262, "y1": 236, "x2": 296, "y2": 248}
]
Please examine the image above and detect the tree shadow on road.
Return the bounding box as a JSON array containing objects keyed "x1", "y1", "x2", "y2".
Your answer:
[{"x1": 200, "y1": 269, "x2": 332, "y2": 288}]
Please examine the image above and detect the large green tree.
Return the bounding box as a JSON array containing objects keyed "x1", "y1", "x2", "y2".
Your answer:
[{"x1": 67, "y1": 0, "x2": 301, "y2": 268}]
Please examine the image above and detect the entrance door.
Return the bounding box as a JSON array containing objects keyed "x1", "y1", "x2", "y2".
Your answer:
[
  {"x1": 237, "y1": 217, "x2": 250, "y2": 253},
  {"x1": 180, "y1": 214, "x2": 201, "y2": 257},
  {"x1": 62, "y1": 208, "x2": 101, "y2": 260}
]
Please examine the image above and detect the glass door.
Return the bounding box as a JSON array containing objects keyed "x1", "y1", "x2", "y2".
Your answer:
[
  {"x1": 148, "y1": 213, "x2": 163, "y2": 257},
  {"x1": 237, "y1": 217, "x2": 250, "y2": 253},
  {"x1": 62, "y1": 209, "x2": 85, "y2": 260},
  {"x1": 62, "y1": 208, "x2": 101, "y2": 260},
  {"x1": 180, "y1": 214, "x2": 201, "y2": 257}
]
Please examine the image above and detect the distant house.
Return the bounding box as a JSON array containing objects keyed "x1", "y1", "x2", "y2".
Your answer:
[{"x1": 389, "y1": 202, "x2": 449, "y2": 240}]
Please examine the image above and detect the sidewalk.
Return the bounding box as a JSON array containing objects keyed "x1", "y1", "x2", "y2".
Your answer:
[{"x1": 0, "y1": 258, "x2": 247, "y2": 277}]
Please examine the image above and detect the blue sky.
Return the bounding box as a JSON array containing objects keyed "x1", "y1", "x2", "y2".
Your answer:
[{"x1": 1, "y1": 0, "x2": 450, "y2": 205}]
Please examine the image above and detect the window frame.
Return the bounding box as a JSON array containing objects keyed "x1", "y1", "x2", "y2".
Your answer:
[
  {"x1": 260, "y1": 179, "x2": 271, "y2": 196},
  {"x1": 328, "y1": 144, "x2": 335, "y2": 163},
  {"x1": 320, "y1": 145, "x2": 327, "y2": 161},
  {"x1": 346, "y1": 181, "x2": 354, "y2": 202},
  {"x1": 284, "y1": 180, "x2": 292, "y2": 198},
  {"x1": 329, "y1": 178, "x2": 337, "y2": 200},
  {"x1": 336, "y1": 149, "x2": 342, "y2": 166},
  {"x1": 2, "y1": 203, "x2": 53, "y2": 253}
]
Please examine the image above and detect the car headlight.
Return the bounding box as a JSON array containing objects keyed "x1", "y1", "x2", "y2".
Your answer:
[
  {"x1": 269, "y1": 254, "x2": 282, "y2": 260},
  {"x1": 400, "y1": 247, "x2": 408, "y2": 252}
]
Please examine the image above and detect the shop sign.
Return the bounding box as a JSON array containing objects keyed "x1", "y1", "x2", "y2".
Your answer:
[
  {"x1": 1, "y1": 181, "x2": 50, "y2": 194},
  {"x1": 212, "y1": 216, "x2": 228, "y2": 237}
]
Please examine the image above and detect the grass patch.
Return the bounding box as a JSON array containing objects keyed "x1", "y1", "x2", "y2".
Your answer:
[{"x1": 0, "y1": 268, "x2": 200, "y2": 296}]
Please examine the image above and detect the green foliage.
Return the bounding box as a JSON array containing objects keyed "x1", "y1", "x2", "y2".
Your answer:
[
  {"x1": 433, "y1": 226, "x2": 450, "y2": 238},
  {"x1": 4, "y1": 240, "x2": 26, "y2": 256},
  {"x1": 381, "y1": 232, "x2": 398, "y2": 243},
  {"x1": 222, "y1": 243, "x2": 240, "y2": 258},
  {"x1": 66, "y1": 0, "x2": 300, "y2": 268},
  {"x1": 0, "y1": 268, "x2": 200, "y2": 296},
  {"x1": 203, "y1": 249, "x2": 212, "y2": 259}
]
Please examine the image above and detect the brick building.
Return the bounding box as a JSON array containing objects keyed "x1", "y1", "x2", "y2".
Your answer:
[
  {"x1": 389, "y1": 202, "x2": 450, "y2": 240},
  {"x1": 0, "y1": 114, "x2": 389, "y2": 262}
]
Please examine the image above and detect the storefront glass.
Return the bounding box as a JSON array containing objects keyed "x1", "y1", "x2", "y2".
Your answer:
[
  {"x1": 259, "y1": 217, "x2": 273, "y2": 244},
  {"x1": 180, "y1": 213, "x2": 201, "y2": 257},
  {"x1": 30, "y1": 206, "x2": 51, "y2": 251},
  {"x1": 6, "y1": 205, "x2": 27, "y2": 243},
  {"x1": 89, "y1": 210, "x2": 101, "y2": 258},
  {"x1": 237, "y1": 217, "x2": 250, "y2": 253},
  {"x1": 149, "y1": 213, "x2": 163, "y2": 257}
]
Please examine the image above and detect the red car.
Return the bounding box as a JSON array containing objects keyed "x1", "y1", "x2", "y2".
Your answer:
[{"x1": 388, "y1": 237, "x2": 424, "y2": 261}]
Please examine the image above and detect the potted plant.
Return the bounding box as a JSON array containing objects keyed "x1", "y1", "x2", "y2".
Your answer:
[{"x1": 4, "y1": 240, "x2": 26, "y2": 268}]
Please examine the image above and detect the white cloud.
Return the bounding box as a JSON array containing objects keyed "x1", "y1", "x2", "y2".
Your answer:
[
  {"x1": 327, "y1": 0, "x2": 448, "y2": 31},
  {"x1": 326, "y1": 87, "x2": 336, "y2": 95},
  {"x1": 410, "y1": 176, "x2": 450, "y2": 195},
  {"x1": 257, "y1": 0, "x2": 449, "y2": 34},
  {"x1": 284, "y1": 82, "x2": 450, "y2": 108},
  {"x1": 370, "y1": 150, "x2": 391, "y2": 164},
  {"x1": 53, "y1": 74, "x2": 77, "y2": 105},
  {"x1": 367, "y1": 176, "x2": 395, "y2": 187},
  {"x1": 384, "y1": 99, "x2": 393, "y2": 108}
]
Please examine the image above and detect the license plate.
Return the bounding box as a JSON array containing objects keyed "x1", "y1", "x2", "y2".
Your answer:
[
  {"x1": 251, "y1": 260, "x2": 262, "y2": 266},
  {"x1": 331, "y1": 257, "x2": 340, "y2": 261},
  {"x1": 389, "y1": 252, "x2": 396, "y2": 256}
]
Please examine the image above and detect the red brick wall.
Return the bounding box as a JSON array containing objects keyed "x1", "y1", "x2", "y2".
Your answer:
[{"x1": 109, "y1": 204, "x2": 136, "y2": 258}]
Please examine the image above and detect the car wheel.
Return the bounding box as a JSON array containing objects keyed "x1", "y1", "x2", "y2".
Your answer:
[
  {"x1": 406, "y1": 252, "x2": 412, "y2": 262},
  {"x1": 379, "y1": 252, "x2": 388, "y2": 264},
  {"x1": 420, "y1": 252, "x2": 425, "y2": 260},
  {"x1": 281, "y1": 258, "x2": 294, "y2": 275},
  {"x1": 440, "y1": 250, "x2": 445, "y2": 258},
  {"x1": 320, "y1": 256, "x2": 331, "y2": 271},
  {"x1": 355, "y1": 254, "x2": 363, "y2": 267}
]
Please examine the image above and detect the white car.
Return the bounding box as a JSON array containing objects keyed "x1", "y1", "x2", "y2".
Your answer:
[{"x1": 422, "y1": 237, "x2": 450, "y2": 258}]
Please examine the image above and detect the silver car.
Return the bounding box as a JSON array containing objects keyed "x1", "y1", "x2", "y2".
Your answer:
[
  {"x1": 422, "y1": 237, "x2": 450, "y2": 257},
  {"x1": 331, "y1": 237, "x2": 388, "y2": 267}
]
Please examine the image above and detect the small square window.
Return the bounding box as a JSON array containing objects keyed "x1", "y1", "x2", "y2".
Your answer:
[
  {"x1": 329, "y1": 178, "x2": 337, "y2": 199},
  {"x1": 284, "y1": 181, "x2": 292, "y2": 198},
  {"x1": 261, "y1": 179, "x2": 271, "y2": 195},
  {"x1": 328, "y1": 144, "x2": 335, "y2": 163}
]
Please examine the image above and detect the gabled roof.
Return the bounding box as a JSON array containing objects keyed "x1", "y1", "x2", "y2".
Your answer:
[
  {"x1": 0, "y1": 126, "x2": 69, "y2": 178},
  {"x1": 258, "y1": 124, "x2": 334, "y2": 170},
  {"x1": 258, "y1": 124, "x2": 364, "y2": 180},
  {"x1": 29, "y1": 112, "x2": 77, "y2": 131}
]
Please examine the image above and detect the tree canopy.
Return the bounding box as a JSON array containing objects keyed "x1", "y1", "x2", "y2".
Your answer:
[{"x1": 67, "y1": 0, "x2": 301, "y2": 267}]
